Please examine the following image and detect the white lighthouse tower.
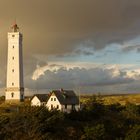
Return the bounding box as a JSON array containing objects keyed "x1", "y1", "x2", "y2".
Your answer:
[{"x1": 5, "y1": 23, "x2": 24, "y2": 102}]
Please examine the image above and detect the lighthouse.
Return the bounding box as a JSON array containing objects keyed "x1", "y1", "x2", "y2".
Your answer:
[{"x1": 5, "y1": 23, "x2": 24, "y2": 102}]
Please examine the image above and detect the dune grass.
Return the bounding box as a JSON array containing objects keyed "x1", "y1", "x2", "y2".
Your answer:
[{"x1": 80, "y1": 93, "x2": 140, "y2": 105}]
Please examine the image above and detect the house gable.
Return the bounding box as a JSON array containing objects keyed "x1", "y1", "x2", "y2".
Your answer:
[
  {"x1": 31, "y1": 94, "x2": 49, "y2": 106},
  {"x1": 46, "y1": 94, "x2": 62, "y2": 110},
  {"x1": 31, "y1": 96, "x2": 41, "y2": 106}
]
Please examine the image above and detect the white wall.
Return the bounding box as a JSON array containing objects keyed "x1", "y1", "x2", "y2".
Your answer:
[
  {"x1": 46, "y1": 95, "x2": 62, "y2": 110},
  {"x1": 5, "y1": 32, "x2": 24, "y2": 101},
  {"x1": 31, "y1": 96, "x2": 41, "y2": 106},
  {"x1": 6, "y1": 91, "x2": 20, "y2": 100},
  {"x1": 75, "y1": 105, "x2": 80, "y2": 111},
  {"x1": 61, "y1": 104, "x2": 80, "y2": 113}
]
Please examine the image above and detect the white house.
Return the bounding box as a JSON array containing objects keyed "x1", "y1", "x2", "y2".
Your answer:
[
  {"x1": 46, "y1": 89, "x2": 80, "y2": 112},
  {"x1": 31, "y1": 94, "x2": 49, "y2": 106}
]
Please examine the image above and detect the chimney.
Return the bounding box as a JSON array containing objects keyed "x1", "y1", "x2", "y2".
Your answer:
[{"x1": 60, "y1": 88, "x2": 64, "y2": 92}]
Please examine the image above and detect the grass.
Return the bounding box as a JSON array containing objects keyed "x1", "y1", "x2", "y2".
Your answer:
[{"x1": 80, "y1": 93, "x2": 140, "y2": 105}]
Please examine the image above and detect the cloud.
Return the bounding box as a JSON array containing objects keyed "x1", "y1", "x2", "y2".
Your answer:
[
  {"x1": 1, "y1": 0, "x2": 140, "y2": 57},
  {"x1": 122, "y1": 36, "x2": 140, "y2": 52},
  {"x1": 1, "y1": 0, "x2": 140, "y2": 93},
  {"x1": 29, "y1": 64, "x2": 140, "y2": 91},
  {"x1": 122, "y1": 45, "x2": 140, "y2": 52},
  {"x1": 32, "y1": 64, "x2": 63, "y2": 80}
]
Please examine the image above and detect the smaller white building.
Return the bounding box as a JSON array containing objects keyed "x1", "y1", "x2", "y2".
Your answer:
[
  {"x1": 46, "y1": 90, "x2": 80, "y2": 112},
  {"x1": 31, "y1": 94, "x2": 49, "y2": 106}
]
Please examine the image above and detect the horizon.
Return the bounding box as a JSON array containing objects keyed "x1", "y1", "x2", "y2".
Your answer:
[{"x1": 0, "y1": 88, "x2": 140, "y2": 97}]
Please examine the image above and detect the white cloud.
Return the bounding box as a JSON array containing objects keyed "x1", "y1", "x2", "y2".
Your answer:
[
  {"x1": 31, "y1": 62, "x2": 104, "y2": 81},
  {"x1": 125, "y1": 69, "x2": 140, "y2": 80},
  {"x1": 32, "y1": 64, "x2": 63, "y2": 80},
  {"x1": 30, "y1": 63, "x2": 140, "y2": 92}
]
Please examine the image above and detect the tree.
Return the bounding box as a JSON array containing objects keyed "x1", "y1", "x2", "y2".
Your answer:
[
  {"x1": 81, "y1": 124, "x2": 106, "y2": 140},
  {"x1": 125, "y1": 125, "x2": 140, "y2": 140}
]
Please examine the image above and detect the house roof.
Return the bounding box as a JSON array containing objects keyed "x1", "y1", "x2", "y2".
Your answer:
[
  {"x1": 50, "y1": 90, "x2": 79, "y2": 105},
  {"x1": 31, "y1": 94, "x2": 49, "y2": 102}
]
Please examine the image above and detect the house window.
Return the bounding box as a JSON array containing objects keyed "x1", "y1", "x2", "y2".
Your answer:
[
  {"x1": 13, "y1": 45, "x2": 14, "y2": 48},
  {"x1": 57, "y1": 105, "x2": 59, "y2": 109},
  {"x1": 65, "y1": 104, "x2": 67, "y2": 109},
  {"x1": 51, "y1": 104, "x2": 53, "y2": 109},
  {"x1": 11, "y1": 92, "x2": 14, "y2": 98},
  {"x1": 12, "y1": 82, "x2": 14, "y2": 86},
  {"x1": 51, "y1": 98, "x2": 53, "y2": 101},
  {"x1": 12, "y1": 69, "x2": 14, "y2": 72},
  {"x1": 54, "y1": 98, "x2": 56, "y2": 101},
  {"x1": 12, "y1": 57, "x2": 14, "y2": 60},
  {"x1": 12, "y1": 35, "x2": 15, "y2": 37},
  {"x1": 72, "y1": 104, "x2": 75, "y2": 110}
]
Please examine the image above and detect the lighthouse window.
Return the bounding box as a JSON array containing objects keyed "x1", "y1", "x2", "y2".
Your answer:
[
  {"x1": 12, "y1": 82, "x2": 14, "y2": 86},
  {"x1": 11, "y1": 92, "x2": 14, "y2": 98}
]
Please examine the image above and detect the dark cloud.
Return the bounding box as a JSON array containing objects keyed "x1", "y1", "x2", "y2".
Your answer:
[
  {"x1": 122, "y1": 45, "x2": 140, "y2": 52},
  {"x1": 74, "y1": 48, "x2": 94, "y2": 56},
  {"x1": 137, "y1": 48, "x2": 140, "y2": 52},
  {"x1": 0, "y1": 0, "x2": 140, "y2": 56},
  {"x1": 1, "y1": 0, "x2": 140, "y2": 92}
]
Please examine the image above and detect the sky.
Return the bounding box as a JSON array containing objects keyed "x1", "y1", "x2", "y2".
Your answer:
[{"x1": 1, "y1": 0, "x2": 140, "y2": 94}]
